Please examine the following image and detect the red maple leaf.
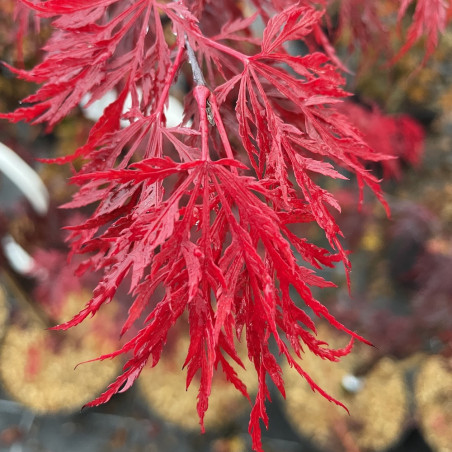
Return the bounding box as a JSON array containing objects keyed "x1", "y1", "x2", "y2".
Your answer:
[
  {"x1": 337, "y1": 102, "x2": 425, "y2": 179},
  {"x1": 0, "y1": 1, "x2": 446, "y2": 450},
  {"x1": 394, "y1": 0, "x2": 449, "y2": 63}
]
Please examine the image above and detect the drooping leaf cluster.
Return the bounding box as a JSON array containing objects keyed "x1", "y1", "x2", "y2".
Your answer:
[
  {"x1": 1, "y1": 1, "x2": 449, "y2": 450},
  {"x1": 337, "y1": 101, "x2": 425, "y2": 179}
]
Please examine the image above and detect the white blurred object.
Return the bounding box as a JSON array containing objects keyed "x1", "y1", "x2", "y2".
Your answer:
[
  {"x1": 80, "y1": 90, "x2": 117, "y2": 123},
  {"x1": 1, "y1": 235, "x2": 35, "y2": 274},
  {"x1": 165, "y1": 95, "x2": 185, "y2": 128},
  {"x1": 0, "y1": 142, "x2": 49, "y2": 216},
  {"x1": 80, "y1": 90, "x2": 184, "y2": 128},
  {"x1": 341, "y1": 374, "x2": 364, "y2": 393}
]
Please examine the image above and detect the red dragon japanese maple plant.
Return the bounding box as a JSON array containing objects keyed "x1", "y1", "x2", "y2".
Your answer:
[{"x1": 1, "y1": 0, "x2": 450, "y2": 450}]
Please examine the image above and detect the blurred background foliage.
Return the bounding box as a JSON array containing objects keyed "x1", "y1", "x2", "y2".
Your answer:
[{"x1": 0, "y1": 0, "x2": 451, "y2": 451}]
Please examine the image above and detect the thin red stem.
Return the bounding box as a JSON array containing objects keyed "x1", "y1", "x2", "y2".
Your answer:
[
  {"x1": 194, "y1": 85, "x2": 212, "y2": 161},
  {"x1": 155, "y1": 43, "x2": 186, "y2": 118},
  {"x1": 199, "y1": 35, "x2": 250, "y2": 65}
]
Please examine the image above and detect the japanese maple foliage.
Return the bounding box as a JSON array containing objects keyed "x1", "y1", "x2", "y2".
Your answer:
[
  {"x1": 336, "y1": 102, "x2": 425, "y2": 179},
  {"x1": 330, "y1": 0, "x2": 451, "y2": 62},
  {"x1": 0, "y1": 1, "x2": 449, "y2": 451}
]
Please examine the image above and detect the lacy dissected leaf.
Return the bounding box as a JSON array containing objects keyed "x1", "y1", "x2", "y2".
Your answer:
[
  {"x1": 337, "y1": 102, "x2": 425, "y2": 179},
  {"x1": 334, "y1": 0, "x2": 391, "y2": 57},
  {"x1": 2, "y1": 0, "x2": 171, "y2": 130},
  {"x1": 13, "y1": 1, "x2": 40, "y2": 65},
  {"x1": 333, "y1": 0, "x2": 451, "y2": 64},
  {"x1": 394, "y1": 0, "x2": 449, "y2": 62},
  {"x1": 0, "y1": 1, "x2": 443, "y2": 452},
  {"x1": 58, "y1": 156, "x2": 362, "y2": 446},
  {"x1": 214, "y1": 6, "x2": 390, "y2": 269}
]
